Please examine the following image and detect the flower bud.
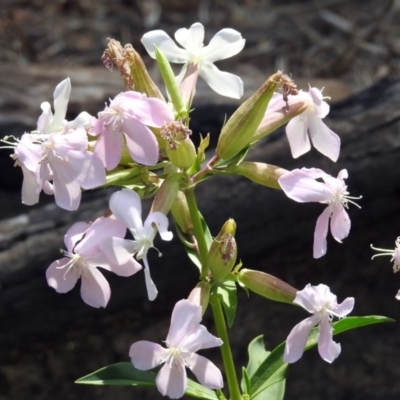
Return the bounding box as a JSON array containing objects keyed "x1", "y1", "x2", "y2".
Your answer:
[
  {"x1": 188, "y1": 281, "x2": 211, "y2": 315},
  {"x1": 235, "y1": 162, "x2": 288, "y2": 189},
  {"x1": 150, "y1": 173, "x2": 181, "y2": 215},
  {"x1": 170, "y1": 191, "x2": 193, "y2": 233},
  {"x1": 103, "y1": 39, "x2": 164, "y2": 100},
  {"x1": 216, "y1": 71, "x2": 282, "y2": 160},
  {"x1": 238, "y1": 268, "x2": 297, "y2": 304},
  {"x1": 167, "y1": 138, "x2": 196, "y2": 169},
  {"x1": 208, "y1": 219, "x2": 237, "y2": 280},
  {"x1": 251, "y1": 101, "x2": 308, "y2": 143}
]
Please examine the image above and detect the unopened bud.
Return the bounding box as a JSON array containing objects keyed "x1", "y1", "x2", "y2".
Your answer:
[
  {"x1": 208, "y1": 219, "x2": 237, "y2": 280},
  {"x1": 170, "y1": 191, "x2": 193, "y2": 233},
  {"x1": 238, "y1": 268, "x2": 297, "y2": 304},
  {"x1": 235, "y1": 162, "x2": 289, "y2": 189},
  {"x1": 150, "y1": 173, "x2": 181, "y2": 215},
  {"x1": 103, "y1": 39, "x2": 164, "y2": 100},
  {"x1": 188, "y1": 281, "x2": 211, "y2": 315},
  {"x1": 251, "y1": 101, "x2": 308, "y2": 143},
  {"x1": 216, "y1": 71, "x2": 283, "y2": 160}
]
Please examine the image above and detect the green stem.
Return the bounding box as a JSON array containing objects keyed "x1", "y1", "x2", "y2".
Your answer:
[
  {"x1": 210, "y1": 294, "x2": 242, "y2": 400},
  {"x1": 185, "y1": 187, "x2": 209, "y2": 276}
]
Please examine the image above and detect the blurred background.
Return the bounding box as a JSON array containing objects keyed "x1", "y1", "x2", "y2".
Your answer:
[{"x1": 1, "y1": 0, "x2": 400, "y2": 399}]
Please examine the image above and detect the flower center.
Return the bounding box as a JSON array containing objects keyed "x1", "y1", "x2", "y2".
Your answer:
[{"x1": 58, "y1": 250, "x2": 88, "y2": 279}]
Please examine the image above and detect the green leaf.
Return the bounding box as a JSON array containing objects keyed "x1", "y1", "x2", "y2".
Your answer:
[
  {"x1": 214, "y1": 146, "x2": 250, "y2": 169},
  {"x1": 246, "y1": 335, "x2": 270, "y2": 377},
  {"x1": 241, "y1": 367, "x2": 251, "y2": 395},
  {"x1": 76, "y1": 362, "x2": 219, "y2": 400},
  {"x1": 253, "y1": 380, "x2": 286, "y2": 400},
  {"x1": 249, "y1": 315, "x2": 393, "y2": 399},
  {"x1": 213, "y1": 281, "x2": 237, "y2": 328}
]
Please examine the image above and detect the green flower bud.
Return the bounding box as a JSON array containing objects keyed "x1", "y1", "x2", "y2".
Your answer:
[
  {"x1": 235, "y1": 162, "x2": 288, "y2": 189},
  {"x1": 238, "y1": 268, "x2": 297, "y2": 304},
  {"x1": 150, "y1": 173, "x2": 181, "y2": 215},
  {"x1": 208, "y1": 219, "x2": 237, "y2": 280},
  {"x1": 216, "y1": 71, "x2": 283, "y2": 160},
  {"x1": 170, "y1": 191, "x2": 193, "y2": 234},
  {"x1": 167, "y1": 138, "x2": 196, "y2": 169},
  {"x1": 251, "y1": 101, "x2": 308, "y2": 143},
  {"x1": 188, "y1": 281, "x2": 211, "y2": 315},
  {"x1": 155, "y1": 46, "x2": 187, "y2": 118}
]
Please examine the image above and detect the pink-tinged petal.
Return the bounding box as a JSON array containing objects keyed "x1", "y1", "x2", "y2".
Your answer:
[
  {"x1": 123, "y1": 119, "x2": 159, "y2": 166},
  {"x1": 99, "y1": 237, "x2": 135, "y2": 265},
  {"x1": 42, "y1": 180, "x2": 54, "y2": 195},
  {"x1": 313, "y1": 207, "x2": 331, "y2": 259},
  {"x1": 20, "y1": 165, "x2": 40, "y2": 206},
  {"x1": 109, "y1": 189, "x2": 143, "y2": 231},
  {"x1": 75, "y1": 216, "x2": 126, "y2": 255},
  {"x1": 283, "y1": 315, "x2": 319, "y2": 363},
  {"x1": 144, "y1": 212, "x2": 173, "y2": 241},
  {"x1": 396, "y1": 289, "x2": 400, "y2": 300},
  {"x1": 293, "y1": 284, "x2": 321, "y2": 314},
  {"x1": 175, "y1": 23, "x2": 204, "y2": 51},
  {"x1": 181, "y1": 325, "x2": 223, "y2": 353},
  {"x1": 199, "y1": 63, "x2": 243, "y2": 99},
  {"x1": 278, "y1": 169, "x2": 334, "y2": 203},
  {"x1": 80, "y1": 267, "x2": 110, "y2": 308},
  {"x1": 308, "y1": 116, "x2": 340, "y2": 162},
  {"x1": 318, "y1": 315, "x2": 341, "y2": 363},
  {"x1": 265, "y1": 92, "x2": 286, "y2": 113},
  {"x1": 143, "y1": 257, "x2": 158, "y2": 301},
  {"x1": 330, "y1": 207, "x2": 350, "y2": 242},
  {"x1": 333, "y1": 297, "x2": 355, "y2": 317},
  {"x1": 308, "y1": 88, "x2": 329, "y2": 118},
  {"x1": 15, "y1": 136, "x2": 43, "y2": 171},
  {"x1": 156, "y1": 362, "x2": 187, "y2": 399},
  {"x1": 51, "y1": 156, "x2": 82, "y2": 211},
  {"x1": 123, "y1": 96, "x2": 174, "y2": 127},
  {"x1": 67, "y1": 111, "x2": 93, "y2": 129},
  {"x1": 141, "y1": 30, "x2": 188, "y2": 63},
  {"x1": 187, "y1": 354, "x2": 223, "y2": 390},
  {"x1": 166, "y1": 300, "x2": 202, "y2": 346},
  {"x1": 64, "y1": 221, "x2": 90, "y2": 253},
  {"x1": 93, "y1": 123, "x2": 124, "y2": 171},
  {"x1": 202, "y1": 28, "x2": 245, "y2": 63},
  {"x1": 52, "y1": 78, "x2": 71, "y2": 129},
  {"x1": 37, "y1": 102, "x2": 53, "y2": 132},
  {"x1": 46, "y1": 259, "x2": 79, "y2": 293},
  {"x1": 337, "y1": 169, "x2": 348, "y2": 181},
  {"x1": 286, "y1": 115, "x2": 311, "y2": 159},
  {"x1": 129, "y1": 341, "x2": 168, "y2": 370},
  {"x1": 52, "y1": 128, "x2": 88, "y2": 152},
  {"x1": 95, "y1": 256, "x2": 142, "y2": 277}
]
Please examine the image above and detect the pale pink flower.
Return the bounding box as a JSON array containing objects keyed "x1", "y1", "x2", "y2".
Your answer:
[
  {"x1": 90, "y1": 91, "x2": 174, "y2": 170},
  {"x1": 279, "y1": 168, "x2": 360, "y2": 258},
  {"x1": 130, "y1": 299, "x2": 223, "y2": 399},
  {"x1": 141, "y1": 22, "x2": 245, "y2": 99},
  {"x1": 284, "y1": 284, "x2": 354, "y2": 364},
  {"x1": 12, "y1": 127, "x2": 105, "y2": 211},
  {"x1": 267, "y1": 88, "x2": 340, "y2": 161},
  {"x1": 46, "y1": 216, "x2": 141, "y2": 308},
  {"x1": 371, "y1": 237, "x2": 400, "y2": 299},
  {"x1": 100, "y1": 188, "x2": 173, "y2": 301}
]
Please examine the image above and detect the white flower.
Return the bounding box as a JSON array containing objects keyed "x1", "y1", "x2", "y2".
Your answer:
[
  {"x1": 130, "y1": 299, "x2": 223, "y2": 399},
  {"x1": 284, "y1": 284, "x2": 354, "y2": 364},
  {"x1": 141, "y1": 22, "x2": 245, "y2": 99},
  {"x1": 100, "y1": 188, "x2": 173, "y2": 301}
]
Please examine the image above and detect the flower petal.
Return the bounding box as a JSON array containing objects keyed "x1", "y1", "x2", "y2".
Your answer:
[
  {"x1": 109, "y1": 189, "x2": 143, "y2": 231},
  {"x1": 313, "y1": 207, "x2": 331, "y2": 258},
  {"x1": 308, "y1": 116, "x2": 340, "y2": 162},
  {"x1": 141, "y1": 30, "x2": 188, "y2": 63},
  {"x1": 181, "y1": 325, "x2": 222, "y2": 353},
  {"x1": 46, "y1": 258, "x2": 79, "y2": 293},
  {"x1": 199, "y1": 63, "x2": 243, "y2": 99},
  {"x1": 37, "y1": 102, "x2": 53, "y2": 133},
  {"x1": 156, "y1": 362, "x2": 187, "y2": 399},
  {"x1": 129, "y1": 340, "x2": 168, "y2": 370},
  {"x1": 99, "y1": 237, "x2": 135, "y2": 265},
  {"x1": 123, "y1": 119, "x2": 159, "y2": 166},
  {"x1": 293, "y1": 284, "x2": 321, "y2": 313},
  {"x1": 330, "y1": 207, "x2": 350, "y2": 242},
  {"x1": 278, "y1": 169, "x2": 334, "y2": 203},
  {"x1": 285, "y1": 115, "x2": 311, "y2": 158},
  {"x1": 333, "y1": 297, "x2": 355, "y2": 317},
  {"x1": 20, "y1": 165, "x2": 40, "y2": 206},
  {"x1": 166, "y1": 299, "x2": 202, "y2": 346},
  {"x1": 283, "y1": 315, "x2": 319, "y2": 363},
  {"x1": 175, "y1": 23, "x2": 204, "y2": 51},
  {"x1": 308, "y1": 87, "x2": 330, "y2": 118},
  {"x1": 67, "y1": 111, "x2": 93, "y2": 129},
  {"x1": 144, "y1": 212, "x2": 173, "y2": 241},
  {"x1": 187, "y1": 353, "x2": 223, "y2": 390},
  {"x1": 143, "y1": 257, "x2": 158, "y2": 301},
  {"x1": 64, "y1": 221, "x2": 90, "y2": 253},
  {"x1": 52, "y1": 78, "x2": 71, "y2": 130},
  {"x1": 318, "y1": 315, "x2": 341, "y2": 363},
  {"x1": 202, "y1": 28, "x2": 245, "y2": 63},
  {"x1": 80, "y1": 267, "x2": 111, "y2": 308}
]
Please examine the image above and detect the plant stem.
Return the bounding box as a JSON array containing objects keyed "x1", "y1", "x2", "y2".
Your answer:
[
  {"x1": 210, "y1": 294, "x2": 242, "y2": 400},
  {"x1": 185, "y1": 187, "x2": 209, "y2": 276}
]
